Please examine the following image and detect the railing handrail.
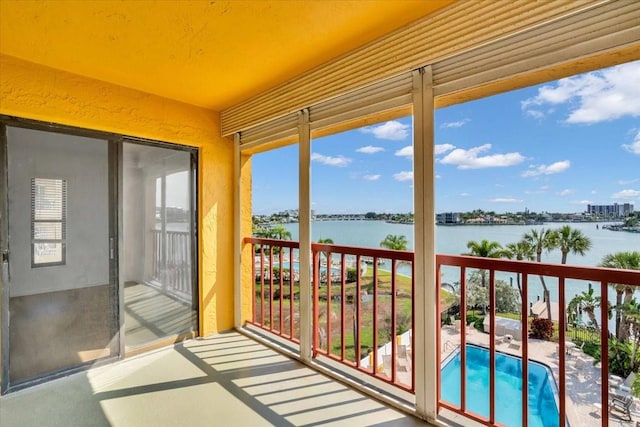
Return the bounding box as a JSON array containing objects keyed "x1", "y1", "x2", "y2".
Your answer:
[
  {"x1": 312, "y1": 242, "x2": 414, "y2": 262},
  {"x1": 437, "y1": 253, "x2": 640, "y2": 285}
]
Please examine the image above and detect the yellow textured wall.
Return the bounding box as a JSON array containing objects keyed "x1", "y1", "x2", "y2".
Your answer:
[{"x1": 0, "y1": 54, "x2": 235, "y2": 336}]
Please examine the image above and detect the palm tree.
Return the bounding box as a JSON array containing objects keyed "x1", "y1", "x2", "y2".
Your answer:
[
  {"x1": 317, "y1": 237, "x2": 334, "y2": 264},
  {"x1": 379, "y1": 234, "x2": 408, "y2": 251},
  {"x1": 555, "y1": 225, "x2": 592, "y2": 264},
  {"x1": 523, "y1": 228, "x2": 558, "y2": 321},
  {"x1": 504, "y1": 240, "x2": 535, "y2": 297},
  {"x1": 618, "y1": 298, "x2": 640, "y2": 370},
  {"x1": 465, "y1": 239, "x2": 507, "y2": 258},
  {"x1": 568, "y1": 286, "x2": 601, "y2": 330},
  {"x1": 464, "y1": 239, "x2": 507, "y2": 287},
  {"x1": 379, "y1": 234, "x2": 408, "y2": 287},
  {"x1": 600, "y1": 251, "x2": 640, "y2": 340},
  {"x1": 270, "y1": 224, "x2": 292, "y2": 240}
]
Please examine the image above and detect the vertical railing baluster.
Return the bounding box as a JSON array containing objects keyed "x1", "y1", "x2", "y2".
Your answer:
[
  {"x1": 489, "y1": 269, "x2": 496, "y2": 425},
  {"x1": 391, "y1": 259, "x2": 397, "y2": 384},
  {"x1": 326, "y1": 252, "x2": 332, "y2": 354},
  {"x1": 559, "y1": 277, "x2": 567, "y2": 427},
  {"x1": 289, "y1": 247, "x2": 294, "y2": 339},
  {"x1": 373, "y1": 257, "x2": 379, "y2": 376},
  {"x1": 521, "y1": 273, "x2": 529, "y2": 427},
  {"x1": 341, "y1": 253, "x2": 346, "y2": 362},
  {"x1": 355, "y1": 254, "x2": 362, "y2": 368},
  {"x1": 251, "y1": 243, "x2": 256, "y2": 322},
  {"x1": 269, "y1": 246, "x2": 274, "y2": 330},
  {"x1": 460, "y1": 266, "x2": 467, "y2": 412},
  {"x1": 279, "y1": 247, "x2": 284, "y2": 334},
  {"x1": 600, "y1": 279, "x2": 609, "y2": 427},
  {"x1": 260, "y1": 245, "x2": 265, "y2": 327},
  {"x1": 312, "y1": 248, "x2": 320, "y2": 357},
  {"x1": 436, "y1": 260, "x2": 442, "y2": 402}
]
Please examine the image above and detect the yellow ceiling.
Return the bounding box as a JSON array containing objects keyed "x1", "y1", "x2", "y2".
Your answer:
[{"x1": 0, "y1": 0, "x2": 453, "y2": 111}]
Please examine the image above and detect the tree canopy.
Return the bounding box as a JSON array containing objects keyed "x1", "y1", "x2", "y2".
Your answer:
[
  {"x1": 379, "y1": 234, "x2": 408, "y2": 251},
  {"x1": 555, "y1": 225, "x2": 592, "y2": 264},
  {"x1": 465, "y1": 239, "x2": 507, "y2": 258}
]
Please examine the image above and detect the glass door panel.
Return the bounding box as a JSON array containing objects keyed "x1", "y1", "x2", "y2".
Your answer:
[
  {"x1": 122, "y1": 142, "x2": 196, "y2": 349},
  {"x1": 5, "y1": 126, "x2": 117, "y2": 385}
]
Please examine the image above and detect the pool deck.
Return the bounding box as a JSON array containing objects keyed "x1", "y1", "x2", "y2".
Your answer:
[{"x1": 440, "y1": 325, "x2": 639, "y2": 426}]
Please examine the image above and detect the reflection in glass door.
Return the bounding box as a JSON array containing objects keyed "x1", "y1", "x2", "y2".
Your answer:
[
  {"x1": 4, "y1": 126, "x2": 118, "y2": 386},
  {"x1": 122, "y1": 142, "x2": 197, "y2": 350}
]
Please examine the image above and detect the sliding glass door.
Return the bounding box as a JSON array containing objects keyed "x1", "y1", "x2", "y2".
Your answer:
[
  {"x1": 122, "y1": 142, "x2": 197, "y2": 350},
  {"x1": 4, "y1": 126, "x2": 118, "y2": 386},
  {"x1": 0, "y1": 123, "x2": 199, "y2": 391}
]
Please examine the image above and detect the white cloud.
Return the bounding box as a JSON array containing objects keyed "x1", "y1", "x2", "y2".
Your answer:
[
  {"x1": 361, "y1": 120, "x2": 410, "y2": 141},
  {"x1": 439, "y1": 144, "x2": 525, "y2": 169},
  {"x1": 435, "y1": 144, "x2": 456, "y2": 155},
  {"x1": 623, "y1": 130, "x2": 640, "y2": 155},
  {"x1": 363, "y1": 174, "x2": 381, "y2": 181},
  {"x1": 441, "y1": 119, "x2": 470, "y2": 129},
  {"x1": 393, "y1": 171, "x2": 413, "y2": 182},
  {"x1": 395, "y1": 143, "x2": 455, "y2": 159},
  {"x1": 618, "y1": 178, "x2": 639, "y2": 185},
  {"x1": 572, "y1": 200, "x2": 593, "y2": 205},
  {"x1": 591, "y1": 190, "x2": 598, "y2": 194},
  {"x1": 612, "y1": 189, "x2": 640, "y2": 199},
  {"x1": 356, "y1": 145, "x2": 385, "y2": 154},
  {"x1": 556, "y1": 189, "x2": 574, "y2": 196},
  {"x1": 521, "y1": 61, "x2": 640, "y2": 123},
  {"x1": 460, "y1": 192, "x2": 470, "y2": 197},
  {"x1": 311, "y1": 152, "x2": 351, "y2": 167},
  {"x1": 395, "y1": 146, "x2": 413, "y2": 158},
  {"x1": 524, "y1": 109, "x2": 546, "y2": 120},
  {"x1": 522, "y1": 160, "x2": 571, "y2": 177},
  {"x1": 490, "y1": 198, "x2": 523, "y2": 203}
]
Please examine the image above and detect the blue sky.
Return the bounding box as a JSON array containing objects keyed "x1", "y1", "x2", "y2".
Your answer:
[{"x1": 252, "y1": 60, "x2": 640, "y2": 215}]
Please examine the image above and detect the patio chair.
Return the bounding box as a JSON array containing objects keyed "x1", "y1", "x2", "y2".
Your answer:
[
  {"x1": 610, "y1": 395, "x2": 633, "y2": 421},
  {"x1": 397, "y1": 344, "x2": 408, "y2": 359},
  {"x1": 593, "y1": 395, "x2": 633, "y2": 421}
]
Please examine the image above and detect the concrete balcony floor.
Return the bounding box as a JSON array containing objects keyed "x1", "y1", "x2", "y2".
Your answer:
[{"x1": 0, "y1": 332, "x2": 429, "y2": 426}]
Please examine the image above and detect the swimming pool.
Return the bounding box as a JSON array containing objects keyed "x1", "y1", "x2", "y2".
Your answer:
[{"x1": 441, "y1": 345, "x2": 561, "y2": 427}]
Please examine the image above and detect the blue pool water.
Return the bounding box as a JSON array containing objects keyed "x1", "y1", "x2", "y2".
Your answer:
[{"x1": 441, "y1": 345, "x2": 560, "y2": 427}]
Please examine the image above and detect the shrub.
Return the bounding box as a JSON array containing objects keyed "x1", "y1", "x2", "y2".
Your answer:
[
  {"x1": 466, "y1": 314, "x2": 479, "y2": 326},
  {"x1": 632, "y1": 372, "x2": 640, "y2": 398},
  {"x1": 608, "y1": 338, "x2": 640, "y2": 378},
  {"x1": 346, "y1": 267, "x2": 358, "y2": 282},
  {"x1": 529, "y1": 318, "x2": 554, "y2": 340},
  {"x1": 473, "y1": 317, "x2": 485, "y2": 331}
]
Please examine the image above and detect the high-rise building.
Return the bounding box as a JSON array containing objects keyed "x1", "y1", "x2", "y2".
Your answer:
[{"x1": 586, "y1": 203, "x2": 634, "y2": 217}]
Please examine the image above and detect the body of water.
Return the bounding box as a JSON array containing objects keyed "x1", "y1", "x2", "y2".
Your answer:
[
  {"x1": 284, "y1": 220, "x2": 637, "y2": 268},
  {"x1": 283, "y1": 220, "x2": 639, "y2": 328}
]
